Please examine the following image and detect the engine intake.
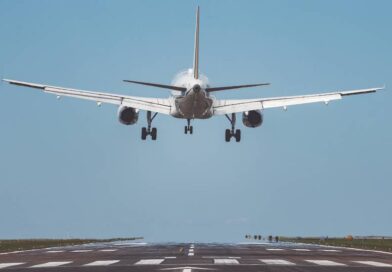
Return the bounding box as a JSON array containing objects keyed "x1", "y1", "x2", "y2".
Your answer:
[
  {"x1": 242, "y1": 110, "x2": 263, "y2": 128},
  {"x1": 118, "y1": 106, "x2": 139, "y2": 125}
]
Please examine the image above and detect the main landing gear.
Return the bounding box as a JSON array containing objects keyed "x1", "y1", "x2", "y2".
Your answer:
[
  {"x1": 184, "y1": 119, "x2": 193, "y2": 134},
  {"x1": 141, "y1": 111, "x2": 158, "y2": 140},
  {"x1": 225, "y1": 113, "x2": 241, "y2": 142}
]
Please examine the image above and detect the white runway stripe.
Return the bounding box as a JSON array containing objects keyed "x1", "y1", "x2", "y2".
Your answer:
[
  {"x1": 30, "y1": 261, "x2": 72, "y2": 268},
  {"x1": 71, "y1": 250, "x2": 92, "y2": 253},
  {"x1": 306, "y1": 260, "x2": 346, "y2": 266},
  {"x1": 214, "y1": 259, "x2": 239, "y2": 264},
  {"x1": 135, "y1": 259, "x2": 165, "y2": 265},
  {"x1": 84, "y1": 260, "x2": 119, "y2": 266},
  {"x1": 99, "y1": 249, "x2": 118, "y2": 252},
  {"x1": 266, "y1": 248, "x2": 284, "y2": 251},
  {"x1": 46, "y1": 250, "x2": 64, "y2": 253},
  {"x1": 293, "y1": 249, "x2": 310, "y2": 251},
  {"x1": 320, "y1": 249, "x2": 340, "y2": 252},
  {"x1": 188, "y1": 252, "x2": 194, "y2": 256},
  {"x1": 260, "y1": 259, "x2": 295, "y2": 265},
  {"x1": 0, "y1": 263, "x2": 24, "y2": 269},
  {"x1": 353, "y1": 261, "x2": 392, "y2": 267}
]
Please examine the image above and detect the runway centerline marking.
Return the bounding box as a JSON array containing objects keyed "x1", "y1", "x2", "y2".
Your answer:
[
  {"x1": 214, "y1": 259, "x2": 239, "y2": 264},
  {"x1": 293, "y1": 249, "x2": 310, "y2": 251},
  {"x1": 203, "y1": 256, "x2": 241, "y2": 259},
  {"x1": 188, "y1": 252, "x2": 194, "y2": 256},
  {"x1": 84, "y1": 260, "x2": 119, "y2": 266},
  {"x1": 135, "y1": 259, "x2": 165, "y2": 265},
  {"x1": 266, "y1": 248, "x2": 284, "y2": 251},
  {"x1": 320, "y1": 249, "x2": 341, "y2": 252},
  {"x1": 0, "y1": 263, "x2": 24, "y2": 269},
  {"x1": 306, "y1": 260, "x2": 346, "y2": 266},
  {"x1": 45, "y1": 250, "x2": 64, "y2": 253},
  {"x1": 99, "y1": 249, "x2": 118, "y2": 252},
  {"x1": 30, "y1": 261, "x2": 72, "y2": 268},
  {"x1": 260, "y1": 259, "x2": 295, "y2": 265},
  {"x1": 353, "y1": 261, "x2": 392, "y2": 267},
  {"x1": 71, "y1": 250, "x2": 92, "y2": 253}
]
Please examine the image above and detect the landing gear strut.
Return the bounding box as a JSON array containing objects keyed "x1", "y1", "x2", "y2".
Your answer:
[
  {"x1": 225, "y1": 113, "x2": 241, "y2": 142},
  {"x1": 184, "y1": 119, "x2": 193, "y2": 134},
  {"x1": 141, "y1": 111, "x2": 158, "y2": 140}
]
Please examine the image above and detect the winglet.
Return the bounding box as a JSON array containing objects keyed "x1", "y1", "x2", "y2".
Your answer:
[{"x1": 193, "y1": 6, "x2": 200, "y2": 79}]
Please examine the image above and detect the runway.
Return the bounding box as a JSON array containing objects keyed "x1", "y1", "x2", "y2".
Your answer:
[{"x1": 1, "y1": 241, "x2": 392, "y2": 271}]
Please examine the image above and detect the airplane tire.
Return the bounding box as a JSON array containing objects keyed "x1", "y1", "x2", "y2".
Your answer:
[
  {"x1": 141, "y1": 127, "x2": 147, "y2": 140},
  {"x1": 184, "y1": 126, "x2": 188, "y2": 134},
  {"x1": 225, "y1": 129, "x2": 231, "y2": 142},
  {"x1": 235, "y1": 129, "x2": 241, "y2": 142},
  {"x1": 190, "y1": 126, "x2": 193, "y2": 134},
  {"x1": 151, "y1": 128, "x2": 157, "y2": 140}
]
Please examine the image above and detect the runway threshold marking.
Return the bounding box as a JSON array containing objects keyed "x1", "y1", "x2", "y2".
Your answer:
[
  {"x1": 0, "y1": 263, "x2": 25, "y2": 269},
  {"x1": 353, "y1": 261, "x2": 392, "y2": 267},
  {"x1": 84, "y1": 260, "x2": 120, "y2": 266},
  {"x1": 30, "y1": 261, "x2": 72, "y2": 268},
  {"x1": 260, "y1": 259, "x2": 295, "y2": 265},
  {"x1": 214, "y1": 259, "x2": 239, "y2": 264},
  {"x1": 305, "y1": 260, "x2": 346, "y2": 266},
  {"x1": 135, "y1": 259, "x2": 165, "y2": 265}
]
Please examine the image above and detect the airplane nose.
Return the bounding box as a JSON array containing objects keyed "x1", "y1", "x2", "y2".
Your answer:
[{"x1": 193, "y1": 84, "x2": 201, "y2": 93}]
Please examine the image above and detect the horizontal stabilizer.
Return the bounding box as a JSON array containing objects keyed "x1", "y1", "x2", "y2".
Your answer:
[
  {"x1": 206, "y1": 83, "x2": 270, "y2": 92},
  {"x1": 123, "y1": 80, "x2": 186, "y2": 91}
]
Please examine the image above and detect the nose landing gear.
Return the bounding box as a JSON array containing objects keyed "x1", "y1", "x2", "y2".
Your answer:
[
  {"x1": 184, "y1": 119, "x2": 193, "y2": 134},
  {"x1": 141, "y1": 111, "x2": 158, "y2": 140},
  {"x1": 225, "y1": 113, "x2": 241, "y2": 142}
]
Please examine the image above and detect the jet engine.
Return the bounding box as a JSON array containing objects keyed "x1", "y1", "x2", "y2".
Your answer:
[
  {"x1": 117, "y1": 106, "x2": 139, "y2": 125},
  {"x1": 242, "y1": 110, "x2": 263, "y2": 128}
]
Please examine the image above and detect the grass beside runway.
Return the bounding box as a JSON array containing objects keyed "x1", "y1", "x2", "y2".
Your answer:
[
  {"x1": 280, "y1": 237, "x2": 392, "y2": 252},
  {"x1": 0, "y1": 237, "x2": 143, "y2": 253}
]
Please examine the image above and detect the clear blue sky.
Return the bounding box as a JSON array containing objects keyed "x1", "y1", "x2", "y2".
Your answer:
[{"x1": 0, "y1": 0, "x2": 391, "y2": 242}]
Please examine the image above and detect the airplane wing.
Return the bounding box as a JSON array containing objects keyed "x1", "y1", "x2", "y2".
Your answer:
[
  {"x1": 213, "y1": 87, "x2": 384, "y2": 115},
  {"x1": 2, "y1": 79, "x2": 172, "y2": 115}
]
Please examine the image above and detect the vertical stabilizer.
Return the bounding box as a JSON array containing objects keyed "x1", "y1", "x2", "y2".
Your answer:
[{"x1": 193, "y1": 6, "x2": 200, "y2": 79}]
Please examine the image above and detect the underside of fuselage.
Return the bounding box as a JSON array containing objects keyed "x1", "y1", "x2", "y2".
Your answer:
[{"x1": 172, "y1": 89, "x2": 214, "y2": 119}]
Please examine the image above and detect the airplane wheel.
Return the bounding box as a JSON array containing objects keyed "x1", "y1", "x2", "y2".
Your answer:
[
  {"x1": 141, "y1": 127, "x2": 147, "y2": 140},
  {"x1": 151, "y1": 128, "x2": 157, "y2": 140},
  {"x1": 189, "y1": 126, "x2": 193, "y2": 134},
  {"x1": 235, "y1": 129, "x2": 241, "y2": 142},
  {"x1": 184, "y1": 126, "x2": 188, "y2": 134},
  {"x1": 225, "y1": 129, "x2": 231, "y2": 142}
]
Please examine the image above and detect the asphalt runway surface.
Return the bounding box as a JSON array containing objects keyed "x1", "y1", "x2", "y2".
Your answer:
[{"x1": 1, "y1": 241, "x2": 392, "y2": 271}]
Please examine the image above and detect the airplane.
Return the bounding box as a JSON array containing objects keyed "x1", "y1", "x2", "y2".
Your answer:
[{"x1": 2, "y1": 7, "x2": 385, "y2": 142}]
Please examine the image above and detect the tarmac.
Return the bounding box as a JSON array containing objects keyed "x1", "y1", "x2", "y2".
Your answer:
[{"x1": 1, "y1": 241, "x2": 392, "y2": 271}]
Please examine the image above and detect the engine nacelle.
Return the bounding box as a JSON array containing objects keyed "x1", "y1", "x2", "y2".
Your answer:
[
  {"x1": 117, "y1": 106, "x2": 139, "y2": 125},
  {"x1": 242, "y1": 110, "x2": 263, "y2": 128}
]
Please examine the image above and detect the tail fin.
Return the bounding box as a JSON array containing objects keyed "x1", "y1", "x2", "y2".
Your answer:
[{"x1": 193, "y1": 6, "x2": 200, "y2": 79}]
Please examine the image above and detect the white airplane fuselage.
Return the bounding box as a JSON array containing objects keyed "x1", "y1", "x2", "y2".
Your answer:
[{"x1": 170, "y1": 69, "x2": 214, "y2": 119}]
